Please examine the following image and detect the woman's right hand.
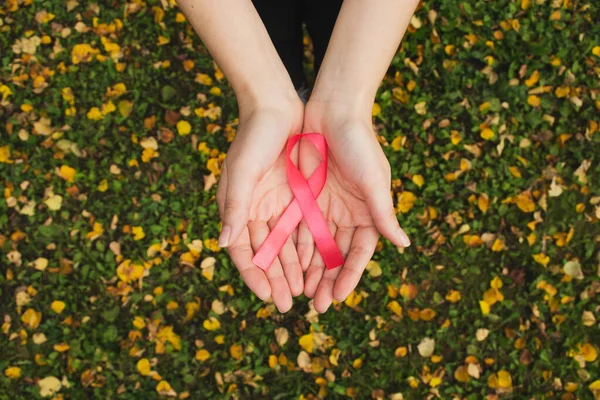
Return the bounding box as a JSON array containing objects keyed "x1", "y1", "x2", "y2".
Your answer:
[{"x1": 216, "y1": 93, "x2": 305, "y2": 312}]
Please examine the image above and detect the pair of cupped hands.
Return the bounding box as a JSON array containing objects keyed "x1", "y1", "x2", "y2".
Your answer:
[{"x1": 215, "y1": 91, "x2": 411, "y2": 313}]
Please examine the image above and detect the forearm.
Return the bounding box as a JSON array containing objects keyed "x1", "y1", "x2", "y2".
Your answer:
[
  {"x1": 176, "y1": 0, "x2": 297, "y2": 112},
  {"x1": 310, "y1": 0, "x2": 420, "y2": 115}
]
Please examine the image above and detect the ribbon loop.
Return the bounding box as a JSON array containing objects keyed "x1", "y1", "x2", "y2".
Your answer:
[{"x1": 252, "y1": 133, "x2": 344, "y2": 271}]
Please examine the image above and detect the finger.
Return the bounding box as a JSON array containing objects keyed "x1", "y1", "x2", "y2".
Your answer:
[
  {"x1": 296, "y1": 220, "x2": 314, "y2": 271},
  {"x1": 227, "y1": 226, "x2": 271, "y2": 301},
  {"x1": 249, "y1": 221, "x2": 293, "y2": 313},
  {"x1": 333, "y1": 226, "x2": 379, "y2": 302},
  {"x1": 313, "y1": 226, "x2": 355, "y2": 313},
  {"x1": 304, "y1": 222, "x2": 337, "y2": 298},
  {"x1": 218, "y1": 161, "x2": 259, "y2": 248},
  {"x1": 268, "y1": 218, "x2": 303, "y2": 297},
  {"x1": 363, "y1": 181, "x2": 410, "y2": 248}
]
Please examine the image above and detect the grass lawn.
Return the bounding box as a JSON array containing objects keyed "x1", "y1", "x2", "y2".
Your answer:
[{"x1": 1, "y1": 0, "x2": 599, "y2": 398}]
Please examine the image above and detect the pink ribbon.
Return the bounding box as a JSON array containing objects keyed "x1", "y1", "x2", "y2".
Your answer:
[{"x1": 252, "y1": 133, "x2": 344, "y2": 271}]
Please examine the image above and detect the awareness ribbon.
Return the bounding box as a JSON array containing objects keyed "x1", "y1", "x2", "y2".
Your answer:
[{"x1": 252, "y1": 133, "x2": 344, "y2": 271}]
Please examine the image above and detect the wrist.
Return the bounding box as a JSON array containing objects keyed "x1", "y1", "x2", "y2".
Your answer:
[
  {"x1": 237, "y1": 85, "x2": 302, "y2": 116},
  {"x1": 307, "y1": 77, "x2": 377, "y2": 126}
]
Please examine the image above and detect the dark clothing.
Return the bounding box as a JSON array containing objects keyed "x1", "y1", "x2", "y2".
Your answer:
[{"x1": 252, "y1": 0, "x2": 343, "y2": 90}]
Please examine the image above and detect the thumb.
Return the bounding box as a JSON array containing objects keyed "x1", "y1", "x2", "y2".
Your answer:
[
  {"x1": 218, "y1": 166, "x2": 256, "y2": 248},
  {"x1": 364, "y1": 183, "x2": 411, "y2": 248}
]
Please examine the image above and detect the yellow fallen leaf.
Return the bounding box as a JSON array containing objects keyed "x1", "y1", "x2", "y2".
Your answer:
[
  {"x1": 515, "y1": 193, "x2": 535, "y2": 213},
  {"x1": 476, "y1": 328, "x2": 489, "y2": 341},
  {"x1": 419, "y1": 308, "x2": 436, "y2": 321},
  {"x1": 397, "y1": 191, "x2": 417, "y2": 213},
  {"x1": 497, "y1": 370, "x2": 512, "y2": 388},
  {"x1": 203, "y1": 317, "x2": 221, "y2": 331},
  {"x1": 59, "y1": 165, "x2": 76, "y2": 182},
  {"x1": 156, "y1": 380, "x2": 176, "y2": 397},
  {"x1": 86, "y1": 222, "x2": 104, "y2": 241},
  {"x1": 344, "y1": 291, "x2": 362, "y2": 308},
  {"x1": 533, "y1": 253, "x2": 550, "y2": 266},
  {"x1": 4, "y1": 366, "x2": 21, "y2": 379},
  {"x1": 34, "y1": 257, "x2": 48, "y2": 271},
  {"x1": 50, "y1": 301, "x2": 65, "y2": 314},
  {"x1": 525, "y1": 70, "x2": 539, "y2": 87},
  {"x1": 177, "y1": 120, "x2": 191, "y2": 136},
  {"x1": 196, "y1": 349, "x2": 210, "y2": 361},
  {"x1": 455, "y1": 365, "x2": 470, "y2": 382},
  {"x1": 451, "y1": 130, "x2": 462, "y2": 145},
  {"x1": 490, "y1": 276, "x2": 503, "y2": 289},
  {"x1": 412, "y1": 175, "x2": 424, "y2": 188},
  {"x1": 479, "y1": 300, "x2": 490, "y2": 315},
  {"x1": 365, "y1": 260, "x2": 382, "y2": 277},
  {"x1": 132, "y1": 226, "x2": 145, "y2": 241},
  {"x1": 44, "y1": 194, "x2": 63, "y2": 211},
  {"x1": 480, "y1": 128, "x2": 495, "y2": 140},
  {"x1": 478, "y1": 194, "x2": 489, "y2": 213},
  {"x1": 395, "y1": 347, "x2": 407, "y2": 357},
  {"x1": 137, "y1": 358, "x2": 151, "y2": 376},
  {"x1": 509, "y1": 166, "x2": 522, "y2": 178},
  {"x1": 230, "y1": 344, "x2": 243, "y2": 360},
  {"x1": 21, "y1": 308, "x2": 42, "y2": 329},
  {"x1": 38, "y1": 376, "x2": 61, "y2": 397},
  {"x1": 133, "y1": 316, "x2": 146, "y2": 329},
  {"x1": 299, "y1": 333, "x2": 314, "y2": 353},
  {"x1": 527, "y1": 95, "x2": 541, "y2": 107},
  {"x1": 195, "y1": 73, "x2": 213, "y2": 85},
  {"x1": 414, "y1": 101, "x2": 427, "y2": 115},
  {"x1": 87, "y1": 107, "x2": 103, "y2": 120},
  {"x1": 417, "y1": 337, "x2": 435, "y2": 357},
  {"x1": 269, "y1": 354, "x2": 278, "y2": 368},
  {"x1": 0, "y1": 146, "x2": 12, "y2": 164},
  {"x1": 483, "y1": 288, "x2": 503, "y2": 305},
  {"x1": 97, "y1": 180, "x2": 109, "y2": 192},
  {"x1": 53, "y1": 343, "x2": 70, "y2": 352},
  {"x1": 372, "y1": 103, "x2": 381, "y2": 117},
  {"x1": 391, "y1": 135, "x2": 405, "y2": 151},
  {"x1": 118, "y1": 100, "x2": 133, "y2": 117},
  {"x1": 445, "y1": 290, "x2": 461, "y2": 303},
  {"x1": 387, "y1": 300, "x2": 403, "y2": 317},
  {"x1": 329, "y1": 348, "x2": 341, "y2": 365},
  {"x1": 491, "y1": 238, "x2": 504, "y2": 252},
  {"x1": 578, "y1": 343, "x2": 598, "y2": 362},
  {"x1": 555, "y1": 86, "x2": 570, "y2": 98},
  {"x1": 116, "y1": 260, "x2": 144, "y2": 283}
]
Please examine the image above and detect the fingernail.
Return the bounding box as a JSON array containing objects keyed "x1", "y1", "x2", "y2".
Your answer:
[
  {"x1": 398, "y1": 227, "x2": 411, "y2": 247},
  {"x1": 218, "y1": 225, "x2": 231, "y2": 247}
]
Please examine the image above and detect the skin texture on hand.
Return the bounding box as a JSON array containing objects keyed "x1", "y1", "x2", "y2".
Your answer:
[
  {"x1": 298, "y1": 103, "x2": 410, "y2": 313},
  {"x1": 295, "y1": 0, "x2": 419, "y2": 313},
  {"x1": 216, "y1": 101, "x2": 305, "y2": 313},
  {"x1": 178, "y1": 0, "x2": 419, "y2": 312},
  {"x1": 177, "y1": 0, "x2": 306, "y2": 310}
]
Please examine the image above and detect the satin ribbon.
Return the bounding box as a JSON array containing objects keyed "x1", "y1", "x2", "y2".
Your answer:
[{"x1": 252, "y1": 133, "x2": 344, "y2": 271}]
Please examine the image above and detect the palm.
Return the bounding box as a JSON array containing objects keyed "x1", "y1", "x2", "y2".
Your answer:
[
  {"x1": 297, "y1": 110, "x2": 409, "y2": 313},
  {"x1": 316, "y1": 158, "x2": 375, "y2": 228},
  {"x1": 294, "y1": 136, "x2": 381, "y2": 313},
  {"x1": 217, "y1": 104, "x2": 304, "y2": 313}
]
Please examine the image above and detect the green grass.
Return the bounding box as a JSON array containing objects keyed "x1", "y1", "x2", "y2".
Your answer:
[{"x1": 1, "y1": 0, "x2": 599, "y2": 398}]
